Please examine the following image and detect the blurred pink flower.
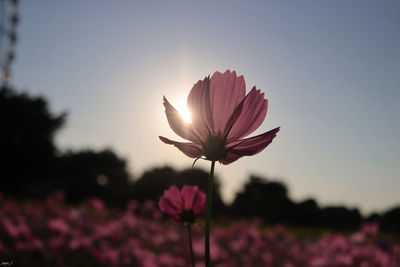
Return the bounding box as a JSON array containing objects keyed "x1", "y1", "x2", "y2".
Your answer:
[
  {"x1": 126, "y1": 199, "x2": 140, "y2": 211},
  {"x1": 48, "y1": 218, "x2": 70, "y2": 235},
  {"x1": 350, "y1": 232, "x2": 365, "y2": 243},
  {"x1": 159, "y1": 185, "x2": 206, "y2": 223},
  {"x1": 160, "y1": 70, "x2": 280, "y2": 164},
  {"x1": 1, "y1": 192, "x2": 400, "y2": 266},
  {"x1": 69, "y1": 236, "x2": 92, "y2": 250},
  {"x1": 88, "y1": 198, "x2": 105, "y2": 212},
  {"x1": 48, "y1": 236, "x2": 65, "y2": 248},
  {"x1": 47, "y1": 191, "x2": 65, "y2": 203},
  {"x1": 2, "y1": 218, "x2": 19, "y2": 238},
  {"x1": 361, "y1": 222, "x2": 379, "y2": 236}
]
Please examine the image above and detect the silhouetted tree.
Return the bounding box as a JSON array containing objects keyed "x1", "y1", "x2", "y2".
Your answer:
[
  {"x1": 320, "y1": 206, "x2": 362, "y2": 230},
  {"x1": 0, "y1": 86, "x2": 65, "y2": 195},
  {"x1": 365, "y1": 212, "x2": 382, "y2": 223},
  {"x1": 131, "y1": 166, "x2": 177, "y2": 202},
  {"x1": 291, "y1": 199, "x2": 321, "y2": 226},
  {"x1": 381, "y1": 206, "x2": 400, "y2": 234},
  {"x1": 229, "y1": 176, "x2": 364, "y2": 230},
  {"x1": 56, "y1": 149, "x2": 132, "y2": 205},
  {"x1": 230, "y1": 176, "x2": 294, "y2": 223}
]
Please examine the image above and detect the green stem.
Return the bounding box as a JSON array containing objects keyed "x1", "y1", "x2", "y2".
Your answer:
[
  {"x1": 205, "y1": 160, "x2": 215, "y2": 267},
  {"x1": 187, "y1": 224, "x2": 195, "y2": 267}
]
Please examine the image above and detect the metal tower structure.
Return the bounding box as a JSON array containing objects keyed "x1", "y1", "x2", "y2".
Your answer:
[{"x1": 0, "y1": 0, "x2": 19, "y2": 87}]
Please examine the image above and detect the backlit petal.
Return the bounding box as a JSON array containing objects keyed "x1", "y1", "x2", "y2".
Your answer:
[
  {"x1": 227, "y1": 87, "x2": 268, "y2": 141},
  {"x1": 219, "y1": 152, "x2": 242, "y2": 165},
  {"x1": 210, "y1": 70, "x2": 246, "y2": 135},
  {"x1": 221, "y1": 127, "x2": 280, "y2": 164},
  {"x1": 192, "y1": 190, "x2": 206, "y2": 215},
  {"x1": 161, "y1": 185, "x2": 184, "y2": 217},
  {"x1": 187, "y1": 77, "x2": 214, "y2": 140},
  {"x1": 159, "y1": 136, "x2": 202, "y2": 158},
  {"x1": 181, "y1": 186, "x2": 198, "y2": 211},
  {"x1": 181, "y1": 185, "x2": 206, "y2": 215},
  {"x1": 163, "y1": 96, "x2": 197, "y2": 142},
  {"x1": 223, "y1": 96, "x2": 244, "y2": 138},
  {"x1": 158, "y1": 197, "x2": 180, "y2": 221}
]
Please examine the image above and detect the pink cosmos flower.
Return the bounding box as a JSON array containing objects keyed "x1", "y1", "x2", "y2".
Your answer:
[
  {"x1": 159, "y1": 185, "x2": 206, "y2": 224},
  {"x1": 361, "y1": 222, "x2": 379, "y2": 236},
  {"x1": 48, "y1": 218, "x2": 70, "y2": 235},
  {"x1": 160, "y1": 70, "x2": 280, "y2": 164}
]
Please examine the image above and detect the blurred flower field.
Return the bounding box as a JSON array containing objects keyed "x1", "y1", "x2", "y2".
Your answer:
[{"x1": 1, "y1": 192, "x2": 399, "y2": 267}]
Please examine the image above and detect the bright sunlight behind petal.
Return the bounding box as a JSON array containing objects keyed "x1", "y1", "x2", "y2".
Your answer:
[{"x1": 176, "y1": 103, "x2": 192, "y2": 123}]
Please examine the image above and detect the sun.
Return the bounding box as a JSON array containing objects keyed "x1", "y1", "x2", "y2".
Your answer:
[{"x1": 175, "y1": 101, "x2": 192, "y2": 123}]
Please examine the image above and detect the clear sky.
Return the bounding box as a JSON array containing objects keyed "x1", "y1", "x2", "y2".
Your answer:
[{"x1": 13, "y1": 1, "x2": 400, "y2": 214}]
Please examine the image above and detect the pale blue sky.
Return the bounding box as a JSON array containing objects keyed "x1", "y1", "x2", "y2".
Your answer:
[{"x1": 13, "y1": 1, "x2": 400, "y2": 214}]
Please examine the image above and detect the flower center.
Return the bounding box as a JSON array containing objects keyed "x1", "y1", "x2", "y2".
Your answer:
[
  {"x1": 202, "y1": 135, "x2": 227, "y2": 161},
  {"x1": 179, "y1": 209, "x2": 196, "y2": 224}
]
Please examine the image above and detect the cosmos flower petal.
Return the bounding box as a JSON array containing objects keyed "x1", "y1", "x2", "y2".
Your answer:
[
  {"x1": 219, "y1": 152, "x2": 242, "y2": 165},
  {"x1": 163, "y1": 96, "x2": 197, "y2": 142},
  {"x1": 162, "y1": 185, "x2": 184, "y2": 211},
  {"x1": 158, "y1": 197, "x2": 181, "y2": 221},
  {"x1": 181, "y1": 185, "x2": 206, "y2": 215},
  {"x1": 222, "y1": 127, "x2": 280, "y2": 164},
  {"x1": 230, "y1": 127, "x2": 280, "y2": 155},
  {"x1": 223, "y1": 95, "x2": 245, "y2": 137},
  {"x1": 192, "y1": 190, "x2": 207, "y2": 214},
  {"x1": 159, "y1": 136, "x2": 202, "y2": 158},
  {"x1": 228, "y1": 87, "x2": 268, "y2": 140},
  {"x1": 210, "y1": 70, "x2": 246, "y2": 135},
  {"x1": 187, "y1": 77, "x2": 214, "y2": 139},
  {"x1": 181, "y1": 185, "x2": 198, "y2": 211}
]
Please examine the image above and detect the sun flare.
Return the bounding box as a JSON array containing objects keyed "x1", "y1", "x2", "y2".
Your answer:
[{"x1": 175, "y1": 102, "x2": 192, "y2": 123}]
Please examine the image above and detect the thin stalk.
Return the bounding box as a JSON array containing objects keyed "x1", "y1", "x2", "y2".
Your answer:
[
  {"x1": 205, "y1": 160, "x2": 215, "y2": 267},
  {"x1": 187, "y1": 223, "x2": 195, "y2": 267}
]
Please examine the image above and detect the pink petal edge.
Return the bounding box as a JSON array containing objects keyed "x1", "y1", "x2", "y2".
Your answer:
[
  {"x1": 163, "y1": 96, "x2": 197, "y2": 142},
  {"x1": 159, "y1": 136, "x2": 202, "y2": 158},
  {"x1": 227, "y1": 87, "x2": 268, "y2": 141},
  {"x1": 187, "y1": 77, "x2": 214, "y2": 140},
  {"x1": 221, "y1": 127, "x2": 280, "y2": 164}
]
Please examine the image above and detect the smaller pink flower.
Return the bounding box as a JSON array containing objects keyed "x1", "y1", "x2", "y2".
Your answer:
[{"x1": 158, "y1": 185, "x2": 206, "y2": 224}]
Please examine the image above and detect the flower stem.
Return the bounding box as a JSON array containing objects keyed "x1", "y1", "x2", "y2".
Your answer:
[
  {"x1": 205, "y1": 160, "x2": 215, "y2": 267},
  {"x1": 187, "y1": 224, "x2": 195, "y2": 267}
]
